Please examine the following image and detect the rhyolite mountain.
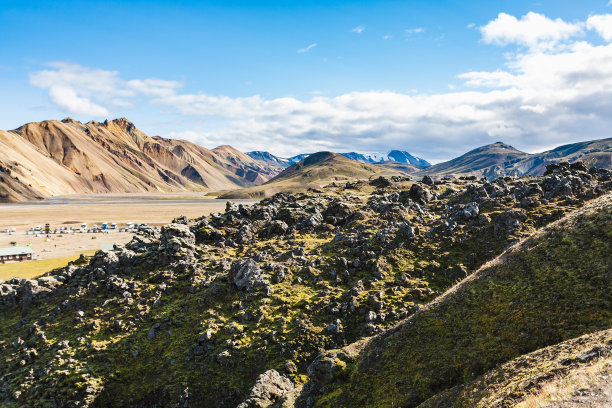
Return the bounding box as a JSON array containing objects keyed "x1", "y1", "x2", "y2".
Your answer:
[
  {"x1": 0, "y1": 118, "x2": 281, "y2": 202},
  {"x1": 1, "y1": 161, "x2": 611, "y2": 407}
]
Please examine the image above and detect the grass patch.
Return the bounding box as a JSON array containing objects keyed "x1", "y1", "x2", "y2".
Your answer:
[
  {"x1": 0, "y1": 250, "x2": 96, "y2": 280},
  {"x1": 517, "y1": 356, "x2": 612, "y2": 408}
]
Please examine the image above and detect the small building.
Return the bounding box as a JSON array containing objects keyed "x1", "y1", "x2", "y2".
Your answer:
[{"x1": 0, "y1": 247, "x2": 34, "y2": 264}]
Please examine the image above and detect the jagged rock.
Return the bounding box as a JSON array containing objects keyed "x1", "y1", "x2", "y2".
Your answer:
[
  {"x1": 259, "y1": 220, "x2": 289, "y2": 238},
  {"x1": 306, "y1": 350, "x2": 351, "y2": 386},
  {"x1": 91, "y1": 250, "x2": 120, "y2": 274},
  {"x1": 421, "y1": 175, "x2": 434, "y2": 186},
  {"x1": 370, "y1": 176, "x2": 392, "y2": 188},
  {"x1": 236, "y1": 224, "x2": 254, "y2": 244},
  {"x1": 230, "y1": 259, "x2": 267, "y2": 290},
  {"x1": 159, "y1": 223, "x2": 196, "y2": 264},
  {"x1": 409, "y1": 183, "x2": 433, "y2": 205},
  {"x1": 237, "y1": 369, "x2": 294, "y2": 408}
]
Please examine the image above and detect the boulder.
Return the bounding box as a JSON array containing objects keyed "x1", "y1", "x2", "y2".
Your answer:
[
  {"x1": 230, "y1": 259, "x2": 267, "y2": 290},
  {"x1": 237, "y1": 369, "x2": 294, "y2": 408},
  {"x1": 409, "y1": 184, "x2": 433, "y2": 205}
]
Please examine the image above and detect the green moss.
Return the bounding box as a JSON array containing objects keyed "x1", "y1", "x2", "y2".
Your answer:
[{"x1": 316, "y1": 195, "x2": 612, "y2": 407}]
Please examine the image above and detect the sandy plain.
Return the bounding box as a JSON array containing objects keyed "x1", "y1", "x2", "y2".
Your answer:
[{"x1": 0, "y1": 194, "x2": 258, "y2": 278}]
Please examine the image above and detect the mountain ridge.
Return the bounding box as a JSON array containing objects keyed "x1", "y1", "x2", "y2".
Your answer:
[
  {"x1": 420, "y1": 138, "x2": 612, "y2": 179},
  {"x1": 0, "y1": 118, "x2": 281, "y2": 202}
]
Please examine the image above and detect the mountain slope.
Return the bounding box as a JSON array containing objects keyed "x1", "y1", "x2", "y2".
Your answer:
[
  {"x1": 342, "y1": 150, "x2": 430, "y2": 167},
  {"x1": 219, "y1": 151, "x2": 409, "y2": 198},
  {"x1": 246, "y1": 151, "x2": 291, "y2": 169},
  {"x1": 309, "y1": 192, "x2": 612, "y2": 407},
  {"x1": 419, "y1": 328, "x2": 612, "y2": 408},
  {"x1": 422, "y1": 142, "x2": 531, "y2": 178},
  {"x1": 422, "y1": 138, "x2": 612, "y2": 179},
  {"x1": 0, "y1": 118, "x2": 280, "y2": 202},
  {"x1": 520, "y1": 137, "x2": 612, "y2": 176}
]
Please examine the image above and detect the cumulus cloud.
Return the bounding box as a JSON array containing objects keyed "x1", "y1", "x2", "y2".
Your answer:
[
  {"x1": 480, "y1": 12, "x2": 583, "y2": 49},
  {"x1": 587, "y1": 14, "x2": 612, "y2": 41},
  {"x1": 29, "y1": 62, "x2": 181, "y2": 116},
  {"x1": 47, "y1": 85, "x2": 110, "y2": 116},
  {"x1": 27, "y1": 12, "x2": 612, "y2": 160},
  {"x1": 350, "y1": 25, "x2": 365, "y2": 34},
  {"x1": 297, "y1": 43, "x2": 317, "y2": 53}
]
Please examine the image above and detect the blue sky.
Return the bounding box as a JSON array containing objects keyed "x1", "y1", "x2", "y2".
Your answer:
[{"x1": 1, "y1": 0, "x2": 612, "y2": 161}]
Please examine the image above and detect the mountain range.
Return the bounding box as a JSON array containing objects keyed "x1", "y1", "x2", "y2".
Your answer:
[
  {"x1": 420, "y1": 139, "x2": 612, "y2": 179},
  {"x1": 1, "y1": 117, "x2": 612, "y2": 202},
  {"x1": 247, "y1": 150, "x2": 431, "y2": 168},
  {"x1": 0, "y1": 118, "x2": 280, "y2": 202},
  {"x1": 219, "y1": 151, "x2": 408, "y2": 199}
]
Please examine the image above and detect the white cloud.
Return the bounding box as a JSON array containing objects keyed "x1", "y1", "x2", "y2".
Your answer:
[
  {"x1": 126, "y1": 79, "x2": 182, "y2": 97},
  {"x1": 297, "y1": 43, "x2": 317, "y2": 53},
  {"x1": 405, "y1": 28, "x2": 425, "y2": 35},
  {"x1": 27, "y1": 12, "x2": 612, "y2": 160},
  {"x1": 587, "y1": 14, "x2": 612, "y2": 41},
  {"x1": 29, "y1": 62, "x2": 182, "y2": 117},
  {"x1": 383, "y1": 35, "x2": 392, "y2": 40},
  {"x1": 480, "y1": 12, "x2": 583, "y2": 49},
  {"x1": 351, "y1": 25, "x2": 365, "y2": 34},
  {"x1": 47, "y1": 85, "x2": 110, "y2": 116}
]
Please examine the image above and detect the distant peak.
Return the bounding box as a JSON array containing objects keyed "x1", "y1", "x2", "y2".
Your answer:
[
  {"x1": 105, "y1": 117, "x2": 136, "y2": 130},
  {"x1": 302, "y1": 151, "x2": 338, "y2": 165},
  {"x1": 61, "y1": 117, "x2": 81, "y2": 124},
  {"x1": 490, "y1": 141, "x2": 515, "y2": 149}
]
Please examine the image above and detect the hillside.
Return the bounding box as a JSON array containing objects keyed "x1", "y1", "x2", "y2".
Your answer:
[
  {"x1": 0, "y1": 118, "x2": 279, "y2": 202},
  {"x1": 304, "y1": 190, "x2": 612, "y2": 407},
  {"x1": 422, "y1": 138, "x2": 612, "y2": 179},
  {"x1": 421, "y1": 142, "x2": 531, "y2": 178},
  {"x1": 0, "y1": 161, "x2": 610, "y2": 407},
  {"x1": 419, "y1": 328, "x2": 612, "y2": 407},
  {"x1": 521, "y1": 137, "x2": 612, "y2": 176},
  {"x1": 246, "y1": 151, "x2": 291, "y2": 169},
  {"x1": 219, "y1": 151, "x2": 409, "y2": 198}
]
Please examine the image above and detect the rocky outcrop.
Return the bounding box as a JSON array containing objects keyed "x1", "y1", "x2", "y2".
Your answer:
[
  {"x1": 237, "y1": 370, "x2": 294, "y2": 408},
  {"x1": 230, "y1": 259, "x2": 268, "y2": 290}
]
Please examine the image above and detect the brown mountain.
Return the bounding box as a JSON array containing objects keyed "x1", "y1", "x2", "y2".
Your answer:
[
  {"x1": 219, "y1": 151, "x2": 409, "y2": 198},
  {"x1": 0, "y1": 118, "x2": 279, "y2": 202}
]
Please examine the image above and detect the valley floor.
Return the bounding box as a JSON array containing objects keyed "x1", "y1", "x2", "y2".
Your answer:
[{"x1": 0, "y1": 195, "x2": 258, "y2": 279}]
